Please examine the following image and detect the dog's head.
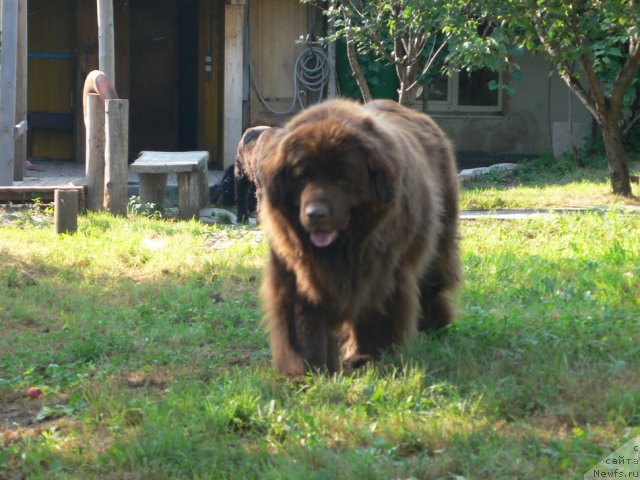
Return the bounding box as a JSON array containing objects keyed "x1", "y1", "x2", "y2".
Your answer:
[{"x1": 260, "y1": 100, "x2": 396, "y2": 248}]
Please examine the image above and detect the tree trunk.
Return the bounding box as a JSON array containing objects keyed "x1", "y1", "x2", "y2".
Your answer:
[
  {"x1": 397, "y1": 80, "x2": 411, "y2": 106},
  {"x1": 397, "y1": 79, "x2": 417, "y2": 106},
  {"x1": 601, "y1": 114, "x2": 633, "y2": 197},
  {"x1": 345, "y1": 34, "x2": 372, "y2": 102}
]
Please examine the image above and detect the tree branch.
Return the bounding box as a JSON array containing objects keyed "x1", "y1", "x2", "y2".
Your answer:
[
  {"x1": 579, "y1": 53, "x2": 608, "y2": 111},
  {"x1": 345, "y1": 31, "x2": 372, "y2": 102},
  {"x1": 530, "y1": 13, "x2": 602, "y2": 121},
  {"x1": 557, "y1": 63, "x2": 601, "y2": 122},
  {"x1": 623, "y1": 112, "x2": 640, "y2": 137},
  {"x1": 611, "y1": 31, "x2": 640, "y2": 113}
]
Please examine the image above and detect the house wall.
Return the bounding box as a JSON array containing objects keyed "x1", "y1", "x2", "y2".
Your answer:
[
  {"x1": 431, "y1": 53, "x2": 593, "y2": 156},
  {"x1": 246, "y1": 5, "x2": 592, "y2": 158},
  {"x1": 23, "y1": 0, "x2": 592, "y2": 164},
  {"x1": 248, "y1": 0, "x2": 309, "y2": 127}
]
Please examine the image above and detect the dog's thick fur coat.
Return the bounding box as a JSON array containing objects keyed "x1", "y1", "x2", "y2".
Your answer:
[{"x1": 258, "y1": 99, "x2": 461, "y2": 377}]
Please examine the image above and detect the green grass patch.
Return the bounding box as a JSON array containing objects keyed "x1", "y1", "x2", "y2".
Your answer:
[
  {"x1": 1, "y1": 187, "x2": 639, "y2": 478},
  {"x1": 460, "y1": 154, "x2": 640, "y2": 210}
]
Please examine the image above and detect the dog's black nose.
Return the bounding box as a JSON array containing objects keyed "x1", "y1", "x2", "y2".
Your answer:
[{"x1": 305, "y1": 202, "x2": 329, "y2": 220}]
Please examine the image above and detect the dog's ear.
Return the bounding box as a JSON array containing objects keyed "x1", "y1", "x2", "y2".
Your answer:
[
  {"x1": 256, "y1": 130, "x2": 289, "y2": 207},
  {"x1": 360, "y1": 119, "x2": 396, "y2": 204},
  {"x1": 265, "y1": 166, "x2": 288, "y2": 207}
]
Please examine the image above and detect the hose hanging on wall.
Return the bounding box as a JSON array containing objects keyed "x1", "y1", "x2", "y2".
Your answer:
[{"x1": 249, "y1": 45, "x2": 333, "y2": 116}]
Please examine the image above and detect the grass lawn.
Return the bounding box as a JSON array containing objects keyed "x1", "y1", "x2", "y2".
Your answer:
[
  {"x1": 1, "y1": 158, "x2": 639, "y2": 479},
  {"x1": 460, "y1": 155, "x2": 640, "y2": 210}
]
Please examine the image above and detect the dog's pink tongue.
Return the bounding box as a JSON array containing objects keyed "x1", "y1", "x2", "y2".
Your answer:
[{"x1": 310, "y1": 230, "x2": 338, "y2": 248}]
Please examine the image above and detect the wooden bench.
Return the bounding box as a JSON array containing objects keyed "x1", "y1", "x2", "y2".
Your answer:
[{"x1": 130, "y1": 151, "x2": 209, "y2": 220}]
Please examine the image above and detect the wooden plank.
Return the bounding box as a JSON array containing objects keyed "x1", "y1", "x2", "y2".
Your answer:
[
  {"x1": 0, "y1": 0, "x2": 19, "y2": 185},
  {"x1": 248, "y1": 0, "x2": 308, "y2": 125},
  {"x1": 85, "y1": 94, "x2": 106, "y2": 211},
  {"x1": 0, "y1": 185, "x2": 86, "y2": 210},
  {"x1": 130, "y1": 163, "x2": 200, "y2": 174},
  {"x1": 14, "y1": 0, "x2": 28, "y2": 180},
  {"x1": 224, "y1": 3, "x2": 245, "y2": 168},
  {"x1": 130, "y1": 151, "x2": 209, "y2": 174},
  {"x1": 104, "y1": 99, "x2": 129, "y2": 215}
]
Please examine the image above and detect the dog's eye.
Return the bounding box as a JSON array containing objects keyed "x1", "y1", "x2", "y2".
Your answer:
[{"x1": 291, "y1": 166, "x2": 309, "y2": 185}]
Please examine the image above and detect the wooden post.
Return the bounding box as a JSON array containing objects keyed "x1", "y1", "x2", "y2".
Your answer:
[
  {"x1": 85, "y1": 93, "x2": 106, "y2": 211},
  {"x1": 177, "y1": 172, "x2": 200, "y2": 220},
  {"x1": 13, "y1": 0, "x2": 28, "y2": 181},
  {"x1": 223, "y1": 1, "x2": 246, "y2": 169},
  {"x1": 55, "y1": 189, "x2": 79, "y2": 235},
  {"x1": 139, "y1": 173, "x2": 168, "y2": 206},
  {"x1": 97, "y1": 0, "x2": 116, "y2": 83},
  {"x1": 104, "y1": 99, "x2": 129, "y2": 215},
  {"x1": 197, "y1": 158, "x2": 209, "y2": 208},
  {"x1": 0, "y1": 0, "x2": 19, "y2": 185}
]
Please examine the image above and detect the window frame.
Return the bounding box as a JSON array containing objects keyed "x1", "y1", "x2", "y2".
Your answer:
[{"x1": 425, "y1": 70, "x2": 504, "y2": 114}]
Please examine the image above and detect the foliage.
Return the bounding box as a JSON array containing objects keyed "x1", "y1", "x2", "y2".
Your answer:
[
  {"x1": 304, "y1": 0, "x2": 510, "y2": 104},
  {"x1": 485, "y1": 0, "x2": 640, "y2": 196},
  {"x1": 309, "y1": 0, "x2": 639, "y2": 195},
  {"x1": 1, "y1": 196, "x2": 640, "y2": 477},
  {"x1": 127, "y1": 195, "x2": 164, "y2": 219}
]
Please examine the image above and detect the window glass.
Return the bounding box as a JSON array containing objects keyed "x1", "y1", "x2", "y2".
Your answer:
[
  {"x1": 458, "y1": 69, "x2": 499, "y2": 106},
  {"x1": 427, "y1": 74, "x2": 449, "y2": 102}
]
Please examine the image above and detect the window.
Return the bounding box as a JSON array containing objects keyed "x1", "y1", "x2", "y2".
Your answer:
[{"x1": 425, "y1": 69, "x2": 502, "y2": 114}]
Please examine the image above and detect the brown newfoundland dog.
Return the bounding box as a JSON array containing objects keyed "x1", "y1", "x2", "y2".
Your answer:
[{"x1": 258, "y1": 99, "x2": 460, "y2": 377}]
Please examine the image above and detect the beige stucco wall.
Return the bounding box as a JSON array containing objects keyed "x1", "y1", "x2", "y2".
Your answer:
[{"x1": 431, "y1": 53, "x2": 593, "y2": 155}]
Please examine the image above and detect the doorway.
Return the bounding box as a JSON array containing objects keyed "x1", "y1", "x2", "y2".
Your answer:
[{"x1": 129, "y1": 0, "x2": 199, "y2": 154}]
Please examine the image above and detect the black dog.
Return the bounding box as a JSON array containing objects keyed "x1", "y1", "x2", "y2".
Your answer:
[
  {"x1": 210, "y1": 165, "x2": 237, "y2": 207},
  {"x1": 234, "y1": 126, "x2": 279, "y2": 223}
]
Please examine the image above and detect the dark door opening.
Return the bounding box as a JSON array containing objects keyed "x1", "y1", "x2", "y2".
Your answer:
[
  {"x1": 129, "y1": 0, "x2": 199, "y2": 155},
  {"x1": 178, "y1": 0, "x2": 199, "y2": 151}
]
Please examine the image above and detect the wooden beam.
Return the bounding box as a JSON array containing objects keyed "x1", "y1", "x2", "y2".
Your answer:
[
  {"x1": 223, "y1": 3, "x2": 245, "y2": 169},
  {"x1": 0, "y1": 185, "x2": 86, "y2": 211},
  {"x1": 55, "y1": 189, "x2": 79, "y2": 235},
  {"x1": 104, "y1": 99, "x2": 129, "y2": 215},
  {"x1": 14, "y1": 0, "x2": 28, "y2": 181},
  {"x1": 0, "y1": 0, "x2": 19, "y2": 185},
  {"x1": 97, "y1": 0, "x2": 116, "y2": 82},
  {"x1": 85, "y1": 93, "x2": 106, "y2": 211}
]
